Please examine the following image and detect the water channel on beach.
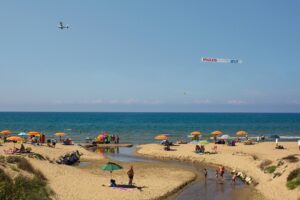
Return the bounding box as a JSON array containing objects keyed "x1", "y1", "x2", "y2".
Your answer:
[{"x1": 82, "y1": 146, "x2": 258, "y2": 200}]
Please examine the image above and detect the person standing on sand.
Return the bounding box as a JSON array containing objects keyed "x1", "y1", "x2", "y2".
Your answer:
[
  {"x1": 298, "y1": 140, "x2": 300, "y2": 150},
  {"x1": 127, "y1": 166, "x2": 134, "y2": 185}
]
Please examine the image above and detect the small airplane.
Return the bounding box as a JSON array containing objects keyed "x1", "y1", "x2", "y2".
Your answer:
[{"x1": 58, "y1": 21, "x2": 69, "y2": 29}]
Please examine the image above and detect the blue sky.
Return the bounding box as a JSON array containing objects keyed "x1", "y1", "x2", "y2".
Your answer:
[{"x1": 1, "y1": 0, "x2": 300, "y2": 112}]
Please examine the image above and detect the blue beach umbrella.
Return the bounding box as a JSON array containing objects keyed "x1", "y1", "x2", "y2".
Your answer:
[
  {"x1": 269, "y1": 135, "x2": 280, "y2": 139},
  {"x1": 18, "y1": 132, "x2": 27, "y2": 136}
]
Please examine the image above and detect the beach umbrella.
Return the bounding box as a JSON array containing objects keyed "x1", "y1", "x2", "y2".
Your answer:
[
  {"x1": 18, "y1": 132, "x2": 27, "y2": 136},
  {"x1": 55, "y1": 132, "x2": 65, "y2": 137},
  {"x1": 236, "y1": 131, "x2": 247, "y2": 136},
  {"x1": 7, "y1": 136, "x2": 24, "y2": 142},
  {"x1": 0, "y1": 130, "x2": 12, "y2": 135},
  {"x1": 198, "y1": 140, "x2": 209, "y2": 145},
  {"x1": 191, "y1": 131, "x2": 201, "y2": 135},
  {"x1": 27, "y1": 131, "x2": 41, "y2": 136},
  {"x1": 55, "y1": 132, "x2": 65, "y2": 141},
  {"x1": 101, "y1": 162, "x2": 123, "y2": 178},
  {"x1": 96, "y1": 134, "x2": 104, "y2": 141},
  {"x1": 7, "y1": 136, "x2": 24, "y2": 146},
  {"x1": 220, "y1": 134, "x2": 230, "y2": 140},
  {"x1": 211, "y1": 130, "x2": 223, "y2": 135},
  {"x1": 154, "y1": 134, "x2": 168, "y2": 140},
  {"x1": 269, "y1": 135, "x2": 280, "y2": 139}
]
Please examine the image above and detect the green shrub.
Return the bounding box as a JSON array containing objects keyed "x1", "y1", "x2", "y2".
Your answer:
[
  {"x1": 0, "y1": 169, "x2": 53, "y2": 200},
  {"x1": 0, "y1": 155, "x2": 5, "y2": 163},
  {"x1": 282, "y1": 155, "x2": 299, "y2": 163},
  {"x1": 9, "y1": 165, "x2": 20, "y2": 172},
  {"x1": 287, "y1": 168, "x2": 300, "y2": 181},
  {"x1": 286, "y1": 168, "x2": 300, "y2": 190},
  {"x1": 265, "y1": 165, "x2": 276, "y2": 173},
  {"x1": 287, "y1": 178, "x2": 300, "y2": 190},
  {"x1": 259, "y1": 159, "x2": 272, "y2": 170},
  {"x1": 6, "y1": 156, "x2": 22, "y2": 164},
  {"x1": 16, "y1": 157, "x2": 47, "y2": 181}
]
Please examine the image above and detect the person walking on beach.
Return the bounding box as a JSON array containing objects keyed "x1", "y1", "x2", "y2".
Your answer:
[
  {"x1": 219, "y1": 166, "x2": 225, "y2": 179},
  {"x1": 232, "y1": 173, "x2": 238, "y2": 184},
  {"x1": 203, "y1": 168, "x2": 208, "y2": 179},
  {"x1": 298, "y1": 140, "x2": 300, "y2": 150},
  {"x1": 127, "y1": 166, "x2": 134, "y2": 185},
  {"x1": 215, "y1": 168, "x2": 219, "y2": 179}
]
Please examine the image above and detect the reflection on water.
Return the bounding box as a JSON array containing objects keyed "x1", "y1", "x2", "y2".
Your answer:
[
  {"x1": 176, "y1": 168, "x2": 245, "y2": 200},
  {"x1": 91, "y1": 146, "x2": 154, "y2": 163}
]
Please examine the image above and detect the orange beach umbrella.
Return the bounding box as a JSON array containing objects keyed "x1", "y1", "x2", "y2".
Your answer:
[
  {"x1": 0, "y1": 130, "x2": 12, "y2": 135},
  {"x1": 6, "y1": 136, "x2": 24, "y2": 142},
  {"x1": 191, "y1": 131, "x2": 201, "y2": 135},
  {"x1": 27, "y1": 131, "x2": 41, "y2": 136},
  {"x1": 211, "y1": 130, "x2": 223, "y2": 135},
  {"x1": 236, "y1": 131, "x2": 247, "y2": 135},
  {"x1": 55, "y1": 132, "x2": 65, "y2": 137},
  {"x1": 154, "y1": 134, "x2": 169, "y2": 140}
]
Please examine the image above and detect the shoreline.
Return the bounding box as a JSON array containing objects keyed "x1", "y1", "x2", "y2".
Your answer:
[{"x1": 136, "y1": 142, "x2": 300, "y2": 200}]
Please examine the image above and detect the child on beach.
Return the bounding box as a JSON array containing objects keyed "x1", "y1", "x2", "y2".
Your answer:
[{"x1": 215, "y1": 169, "x2": 219, "y2": 179}]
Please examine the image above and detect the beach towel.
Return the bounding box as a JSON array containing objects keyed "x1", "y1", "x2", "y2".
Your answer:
[{"x1": 112, "y1": 187, "x2": 134, "y2": 191}]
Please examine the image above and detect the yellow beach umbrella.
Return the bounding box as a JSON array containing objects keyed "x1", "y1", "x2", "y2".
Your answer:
[
  {"x1": 191, "y1": 131, "x2": 201, "y2": 135},
  {"x1": 27, "y1": 131, "x2": 41, "y2": 136},
  {"x1": 236, "y1": 130, "x2": 247, "y2": 135},
  {"x1": 55, "y1": 132, "x2": 65, "y2": 141},
  {"x1": 0, "y1": 130, "x2": 12, "y2": 135},
  {"x1": 211, "y1": 130, "x2": 223, "y2": 135},
  {"x1": 154, "y1": 134, "x2": 168, "y2": 140},
  {"x1": 55, "y1": 132, "x2": 65, "y2": 137},
  {"x1": 7, "y1": 136, "x2": 24, "y2": 142}
]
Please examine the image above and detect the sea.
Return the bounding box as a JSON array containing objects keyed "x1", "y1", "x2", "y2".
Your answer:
[{"x1": 0, "y1": 112, "x2": 300, "y2": 144}]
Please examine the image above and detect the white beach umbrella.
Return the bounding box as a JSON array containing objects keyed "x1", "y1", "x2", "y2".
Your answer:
[{"x1": 220, "y1": 134, "x2": 230, "y2": 139}]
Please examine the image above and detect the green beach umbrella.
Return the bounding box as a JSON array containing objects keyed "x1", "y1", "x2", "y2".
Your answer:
[
  {"x1": 198, "y1": 140, "x2": 209, "y2": 145},
  {"x1": 101, "y1": 162, "x2": 123, "y2": 178}
]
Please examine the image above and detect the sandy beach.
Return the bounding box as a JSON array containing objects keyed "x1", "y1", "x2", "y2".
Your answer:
[
  {"x1": 0, "y1": 143, "x2": 195, "y2": 200},
  {"x1": 137, "y1": 141, "x2": 300, "y2": 200}
]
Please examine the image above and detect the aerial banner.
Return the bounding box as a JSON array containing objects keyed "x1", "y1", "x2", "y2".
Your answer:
[{"x1": 201, "y1": 57, "x2": 242, "y2": 64}]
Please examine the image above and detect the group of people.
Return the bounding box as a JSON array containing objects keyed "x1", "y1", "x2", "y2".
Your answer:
[
  {"x1": 110, "y1": 166, "x2": 134, "y2": 187},
  {"x1": 203, "y1": 165, "x2": 238, "y2": 184},
  {"x1": 97, "y1": 134, "x2": 120, "y2": 144},
  {"x1": 195, "y1": 145, "x2": 205, "y2": 153}
]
